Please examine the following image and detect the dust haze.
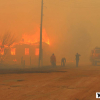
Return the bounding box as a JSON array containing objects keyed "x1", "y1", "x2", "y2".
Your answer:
[{"x1": 0, "y1": 0, "x2": 100, "y2": 66}]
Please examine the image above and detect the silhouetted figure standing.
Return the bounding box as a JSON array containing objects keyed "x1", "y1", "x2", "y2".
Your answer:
[
  {"x1": 75, "y1": 53, "x2": 81, "y2": 67},
  {"x1": 61, "y1": 57, "x2": 66, "y2": 66},
  {"x1": 50, "y1": 53, "x2": 56, "y2": 66}
]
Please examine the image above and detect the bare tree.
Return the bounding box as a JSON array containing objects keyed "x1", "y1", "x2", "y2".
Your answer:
[{"x1": 0, "y1": 32, "x2": 17, "y2": 63}]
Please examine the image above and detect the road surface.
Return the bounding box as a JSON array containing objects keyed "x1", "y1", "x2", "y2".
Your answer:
[{"x1": 0, "y1": 64, "x2": 100, "y2": 100}]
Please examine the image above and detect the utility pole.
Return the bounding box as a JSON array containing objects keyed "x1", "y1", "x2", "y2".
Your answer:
[{"x1": 39, "y1": 0, "x2": 43, "y2": 67}]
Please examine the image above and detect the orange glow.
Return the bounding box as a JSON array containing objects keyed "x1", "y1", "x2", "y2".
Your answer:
[
  {"x1": 46, "y1": 39, "x2": 50, "y2": 45},
  {"x1": 0, "y1": 27, "x2": 50, "y2": 49},
  {"x1": 4, "y1": 45, "x2": 8, "y2": 48},
  {"x1": 18, "y1": 28, "x2": 50, "y2": 45},
  {"x1": 13, "y1": 59, "x2": 17, "y2": 62},
  {"x1": 35, "y1": 48, "x2": 39, "y2": 56},
  {"x1": 25, "y1": 48, "x2": 29, "y2": 55},
  {"x1": 0, "y1": 48, "x2": 4, "y2": 55},
  {"x1": 10, "y1": 43, "x2": 18, "y2": 47},
  {"x1": 11, "y1": 48, "x2": 16, "y2": 55}
]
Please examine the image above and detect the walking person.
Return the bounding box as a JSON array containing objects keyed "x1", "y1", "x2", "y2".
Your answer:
[{"x1": 75, "y1": 53, "x2": 81, "y2": 67}]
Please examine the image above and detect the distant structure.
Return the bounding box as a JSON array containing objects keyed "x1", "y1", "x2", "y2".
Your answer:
[
  {"x1": 39, "y1": 0, "x2": 43, "y2": 67},
  {"x1": 0, "y1": 42, "x2": 50, "y2": 66}
]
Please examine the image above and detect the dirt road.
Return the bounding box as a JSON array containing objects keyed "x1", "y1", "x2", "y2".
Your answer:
[{"x1": 0, "y1": 64, "x2": 100, "y2": 100}]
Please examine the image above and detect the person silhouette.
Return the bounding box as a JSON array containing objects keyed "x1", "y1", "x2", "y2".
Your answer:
[
  {"x1": 75, "y1": 53, "x2": 81, "y2": 67},
  {"x1": 61, "y1": 57, "x2": 66, "y2": 66}
]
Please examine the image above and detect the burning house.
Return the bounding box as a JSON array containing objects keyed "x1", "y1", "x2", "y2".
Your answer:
[
  {"x1": 0, "y1": 31, "x2": 51, "y2": 66},
  {"x1": 10, "y1": 42, "x2": 50, "y2": 66}
]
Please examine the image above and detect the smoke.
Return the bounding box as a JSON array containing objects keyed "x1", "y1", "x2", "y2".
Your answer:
[
  {"x1": 68, "y1": 24, "x2": 92, "y2": 63},
  {"x1": 1, "y1": 0, "x2": 100, "y2": 66},
  {"x1": 50, "y1": 23, "x2": 92, "y2": 64}
]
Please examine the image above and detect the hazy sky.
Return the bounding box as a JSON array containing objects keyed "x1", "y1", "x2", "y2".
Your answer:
[{"x1": 1, "y1": 0, "x2": 100, "y2": 64}]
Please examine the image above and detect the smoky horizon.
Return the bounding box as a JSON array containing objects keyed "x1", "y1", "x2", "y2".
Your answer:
[{"x1": 0, "y1": 0, "x2": 100, "y2": 66}]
